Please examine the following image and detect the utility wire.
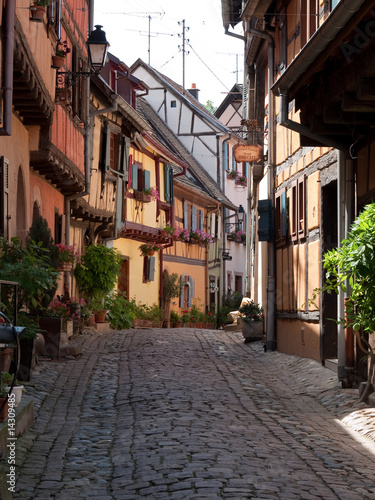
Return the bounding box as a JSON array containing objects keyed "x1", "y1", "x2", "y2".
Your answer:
[
  {"x1": 158, "y1": 49, "x2": 182, "y2": 69},
  {"x1": 187, "y1": 43, "x2": 230, "y2": 90}
]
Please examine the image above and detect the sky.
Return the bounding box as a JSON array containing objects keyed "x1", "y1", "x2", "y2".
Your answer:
[{"x1": 93, "y1": 0, "x2": 244, "y2": 108}]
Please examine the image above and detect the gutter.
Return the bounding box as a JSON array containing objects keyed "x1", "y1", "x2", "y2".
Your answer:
[
  {"x1": 271, "y1": 0, "x2": 368, "y2": 96},
  {"x1": 0, "y1": 0, "x2": 15, "y2": 136},
  {"x1": 224, "y1": 28, "x2": 246, "y2": 42}
]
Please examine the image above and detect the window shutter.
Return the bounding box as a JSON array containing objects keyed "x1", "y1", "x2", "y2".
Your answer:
[
  {"x1": 164, "y1": 164, "x2": 171, "y2": 202},
  {"x1": 223, "y1": 141, "x2": 228, "y2": 171},
  {"x1": 144, "y1": 169, "x2": 151, "y2": 190},
  {"x1": 200, "y1": 210, "x2": 204, "y2": 230},
  {"x1": 127, "y1": 154, "x2": 133, "y2": 187},
  {"x1": 180, "y1": 275, "x2": 185, "y2": 308},
  {"x1": 258, "y1": 199, "x2": 273, "y2": 242},
  {"x1": 0, "y1": 157, "x2": 9, "y2": 240},
  {"x1": 131, "y1": 164, "x2": 138, "y2": 190},
  {"x1": 148, "y1": 256, "x2": 155, "y2": 281},
  {"x1": 281, "y1": 190, "x2": 288, "y2": 238},
  {"x1": 169, "y1": 167, "x2": 174, "y2": 205},
  {"x1": 191, "y1": 206, "x2": 197, "y2": 230},
  {"x1": 183, "y1": 201, "x2": 188, "y2": 229},
  {"x1": 232, "y1": 152, "x2": 236, "y2": 170},
  {"x1": 188, "y1": 276, "x2": 195, "y2": 307}
]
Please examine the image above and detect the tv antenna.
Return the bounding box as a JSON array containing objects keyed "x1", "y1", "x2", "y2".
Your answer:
[{"x1": 104, "y1": 11, "x2": 165, "y2": 64}]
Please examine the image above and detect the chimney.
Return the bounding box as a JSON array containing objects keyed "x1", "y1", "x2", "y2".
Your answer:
[{"x1": 188, "y1": 83, "x2": 199, "y2": 101}]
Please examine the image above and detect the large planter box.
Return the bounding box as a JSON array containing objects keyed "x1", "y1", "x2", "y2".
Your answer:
[{"x1": 239, "y1": 318, "x2": 264, "y2": 342}]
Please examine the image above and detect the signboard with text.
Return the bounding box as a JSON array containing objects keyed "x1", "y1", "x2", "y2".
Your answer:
[{"x1": 234, "y1": 144, "x2": 262, "y2": 163}]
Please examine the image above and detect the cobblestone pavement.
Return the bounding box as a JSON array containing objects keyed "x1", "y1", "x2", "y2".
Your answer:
[{"x1": 8, "y1": 328, "x2": 375, "y2": 499}]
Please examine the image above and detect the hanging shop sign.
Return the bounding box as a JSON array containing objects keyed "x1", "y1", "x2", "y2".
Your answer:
[{"x1": 234, "y1": 144, "x2": 262, "y2": 163}]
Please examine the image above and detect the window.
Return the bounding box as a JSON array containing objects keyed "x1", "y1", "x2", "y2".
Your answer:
[
  {"x1": 130, "y1": 162, "x2": 150, "y2": 192},
  {"x1": 171, "y1": 100, "x2": 177, "y2": 108},
  {"x1": 179, "y1": 275, "x2": 195, "y2": 308},
  {"x1": 142, "y1": 256, "x2": 155, "y2": 283},
  {"x1": 301, "y1": 1, "x2": 318, "y2": 47},
  {"x1": 275, "y1": 189, "x2": 288, "y2": 246},
  {"x1": 291, "y1": 175, "x2": 306, "y2": 241},
  {"x1": 109, "y1": 133, "x2": 119, "y2": 171}
]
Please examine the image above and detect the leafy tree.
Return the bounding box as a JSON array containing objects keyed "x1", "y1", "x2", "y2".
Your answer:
[
  {"x1": 204, "y1": 100, "x2": 217, "y2": 114},
  {"x1": 318, "y1": 203, "x2": 375, "y2": 402}
]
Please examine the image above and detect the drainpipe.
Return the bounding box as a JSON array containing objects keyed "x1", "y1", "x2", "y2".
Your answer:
[
  {"x1": 222, "y1": 133, "x2": 231, "y2": 192},
  {"x1": 0, "y1": 0, "x2": 15, "y2": 136},
  {"x1": 247, "y1": 27, "x2": 276, "y2": 350},
  {"x1": 337, "y1": 150, "x2": 346, "y2": 381}
]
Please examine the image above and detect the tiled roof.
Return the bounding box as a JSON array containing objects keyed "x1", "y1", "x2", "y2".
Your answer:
[{"x1": 137, "y1": 98, "x2": 237, "y2": 210}]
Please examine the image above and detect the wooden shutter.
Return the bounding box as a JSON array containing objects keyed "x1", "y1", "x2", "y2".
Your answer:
[
  {"x1": 169, "y1": 167, "x2": 174, "y2": 205},
  {"x1": 183, "y1": 201, "x2": 188, "y2": 229},
  {"x1": 258, "y1": 199, "x2": 273, "y2": 242},
  {"x1": 0, "y1": 157, "x2": 9, "y2": 240},
  {"x1": 131, "y1": 164, "x2": 138, "y2": 190},
  {"x1": 281, "y1": 190, "x2": 288, "y2": 238},
  {"x1": 144, "y1": 169, "x2": 151, "y2": 190},
  {"x1": 200, "y1": 211, "x2": 204, "y2": 230},
  {"x1": 127, "y1": 154, "x2": 133, "y2": 187},
  {"x1": 188, "y1": 276, "x2": 194, "y2": 307},
  {"x1": 148, "y1": 256, "x2": 155, "y2": 281},
  {"x1": 180, "y1": 275, "x2": 185, "y2": 307},
  {"x1": 164, "y1": 163, "x2": 171, "y2": 202},
  {"x1": 191, "y1": 206, "x2": 197, "y2": 230}
]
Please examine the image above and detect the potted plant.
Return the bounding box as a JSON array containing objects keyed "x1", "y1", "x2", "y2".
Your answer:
[
  {"x1": 52, "y1": 40, "x2": 71, "y2": 69},
  {"x1": 238, "y1": 299, "x2": 264, "y2": 342},
  {"x1": 138, "y1": 242, "x2": 162, "y2": 257},
  {"x1": 74, "y1": 244, "x2": 122, "y2": 322},
  {"x1": 30, "y1": 0, "x2": 51, "y2": 20},
  {"x1": 314, "y1": 203, "x2": 375, "y2": 403},
  {"x1": 228, "y1": 170, "x2": 239, "y2": 180},
  {"x1": 1, "y1": 372, "x2": 24, "y2": 408},
  {"x1": 170, "y1": 310, "x2": 182, "y2": 328},
  {"x1": 56, "y1": 243, "x2": 78, "y2": 272},
  {"x1": 235, "y1": 175, "x2": 247, "y2": 187},
  {"x1": 142, "y1": 186, "x2": 159, "y2": 201},
  {"x1": 162, "y1": 271, "x2": 180, "y2": 327}
]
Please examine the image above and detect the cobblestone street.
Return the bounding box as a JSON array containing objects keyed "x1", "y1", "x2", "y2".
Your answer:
[{"x1": 7, "y1": 328, "x2": 375, "y2": 499}]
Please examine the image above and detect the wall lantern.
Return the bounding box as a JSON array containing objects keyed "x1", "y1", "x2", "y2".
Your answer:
[
  {"x1": 238, "y1": 204, "x2": 245, "y2": 223},
  {"x1": 56, "y1": 25, "x2": 109, "y2": 89}
]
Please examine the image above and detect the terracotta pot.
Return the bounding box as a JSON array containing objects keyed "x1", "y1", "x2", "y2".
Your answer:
[
  {"x1": 147, "y1": 250, "x2": 155, "y2": 256},
  {"x1": 30, "y1": 4, "x2": 46, "y2": 20},
  {"x1": 52, "y1": 55, "x2": 65, "y2": 68},
  {"x1": 0, "y1": 398, "x2": 8, "y2": 422},
  {"x1": 94, "y1": 311, "x2": 107, "y2": 323}
]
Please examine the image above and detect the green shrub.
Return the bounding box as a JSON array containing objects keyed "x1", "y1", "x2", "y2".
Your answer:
[{"x1": 104, "y1": 292, "x2": 136, "y2": 330}]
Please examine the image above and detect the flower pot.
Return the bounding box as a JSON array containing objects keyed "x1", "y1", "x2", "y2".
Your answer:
[
  {"x1": 134, "y1": 191, "x2": 151, "y2": 203},
  {"x1": 6, "y1": 386, "x2": 24, "y2": 408},
  {"x1": 147, "y1": 250, "x2": 155, "y2": 256},
  {"x1": 94, "y1": 310, "x2": 107, "y2": 323},
  {"x1": 52, "y1": 55, "x2": 65, "y2": 68},
  {"x1": 30, "y1": 4, "x2": 46, "y2": 20},
  {"x1": 0, "y1": 398, "x2": 9, "y2": 422},
  {"x1": 241, "y1": 320, "x2": 264, "y2": 342},
  {"x1": 58, "y1": 261, "x2": 73, "y2": 272}
]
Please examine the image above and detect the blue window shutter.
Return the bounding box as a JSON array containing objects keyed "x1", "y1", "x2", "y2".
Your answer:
[
  {"x1": 144, "y1": 170, "x2": 150, "y2": 190},
  {"x1": 223, "y1": 142, "x2": 228, "y2": 171},
  {"x1": 131, "y1": 164, "x2": 138, "y2": 190},
  {"x1": 192, "y1": 206, "x2": 197, "y2": 230},
  {"x1": 232, "y1": 152, "x2": 236, "y2": 170},
  {"x1": 183, "y1": 201, "x2": 188, "y2": 229},
  {"x1": 188, "y1": 277, "x2": 194, "y2": 307},
  {"x1": 281, "y1": 191, "x2": 288, "y2": 238},
  {"x1": 180, "y1": 275, "x2": 185, "y2": 308},
  {"x1": 169, "y1": 167, "x2": 174, "y2": 205},
  {"x1": 258, "y1": 199, "x2": 273, "y2": 242},
  {"x1": 148, "y1": 256, "x2": 155, "y2": 281},
  {"x1": 200, "y1": 211, "x2": 204, "y2": 230},
  {"x1": 164, "y1": 164, "x2": 170, "y2": 202}
]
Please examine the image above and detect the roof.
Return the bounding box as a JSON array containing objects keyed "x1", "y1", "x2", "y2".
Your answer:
[
  {"x1": 130, "y1": 59, "x2": 229, "y2": 135},
  {"x1": 215, "y1": 83, "x2": 243, "y2": 119},
  {"x1": 137, "y1": 98, "x2": 238, "y2": 211}
]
